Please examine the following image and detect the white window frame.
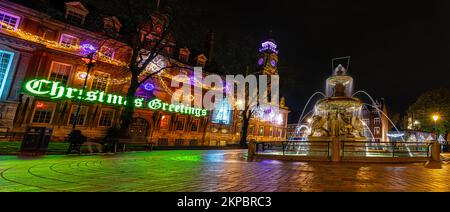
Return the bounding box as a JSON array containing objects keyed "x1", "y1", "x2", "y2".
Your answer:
[
  {"x1": 90, "y1": 72, "x2": 110, "y2": 92},
  {"x1": 374, "y1": 127, "x2": 381, "y2": 135},
  {"x1": 48, "y1": 61, "x2": 73, "y2": 84},
  {"x1": 98, "y1": 109, "x2": 115, "y2": 127},
  {"x1": 31, "y1": 102, "x2": 56, "y2": 124},
  {"x1": 0, "y1": 50, "x2": 15, "y2": 98},
  {"x1": 374, "y1": 118, "x2": 380, "y2": 125},
  {"x1": 362, "y1": 119, "x2": 370, "y2": 125},
  {"x1": 59, "y1": 33, "x2": 79, "y2": 48},
  {"x1": 0, "y1": 10, "x2": 20, "y2": 31}
]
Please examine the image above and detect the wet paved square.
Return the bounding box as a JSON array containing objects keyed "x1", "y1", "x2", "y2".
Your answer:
[{"x1": 0, "y1": 150, "x2": 449, "y2": 192}]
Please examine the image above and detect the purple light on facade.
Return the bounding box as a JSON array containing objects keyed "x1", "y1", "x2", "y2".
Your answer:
[
  {"x1": 81, "y1": 43, "x2": 97, "y2": 54},
  {"x1": 270, "y1": 59, "x2": 277, "y2": 67},
  {"x1": 258, "y1": 58, "x2": 264, "y2": 66},
  {"x1": 143, "y1": 82, "x2": 155, "y2": 91},
  {"x1": 259, "y1": 41, "x2": 278, "y2": 54},
  {"x1": 78, "y1": 72, "x2": 87, "y2": 79}
]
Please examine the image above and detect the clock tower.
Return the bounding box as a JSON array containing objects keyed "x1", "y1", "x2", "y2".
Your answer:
[{"x1": 256, "y1": 36, "x2": 279, "y2": 75}]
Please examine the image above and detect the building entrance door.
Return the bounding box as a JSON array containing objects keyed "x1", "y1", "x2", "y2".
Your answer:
[{"x1": 129, "y1": 118, "x2": 149, "y2": 137}]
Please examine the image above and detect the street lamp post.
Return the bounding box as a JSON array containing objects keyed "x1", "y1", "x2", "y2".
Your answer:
[
  {"x1": 72, "y1": 46, "x2": 97, "y2": 130},
  {"x1": 432, "y1": 114, "x2": 439, "y2": 140},
  {"x1": 67, "y1": 45, "x2": 97, "y2": 154}
]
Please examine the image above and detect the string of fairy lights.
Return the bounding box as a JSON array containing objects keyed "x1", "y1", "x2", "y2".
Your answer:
[
  {"x1": 0, "y1": 23, "x2": 224, "y2": 93},
  {"x1": 0, "y1": 23, "x2": 128, "y2": 67}
]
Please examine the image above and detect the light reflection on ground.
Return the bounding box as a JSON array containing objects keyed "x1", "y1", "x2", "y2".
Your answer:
[{"x1": 0, "y1": 150, "x2": 449, "y2": 192}]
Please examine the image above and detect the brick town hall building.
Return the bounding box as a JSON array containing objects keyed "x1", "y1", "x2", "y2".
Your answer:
[{"x1": 0, "y1": 0, "x2": 289, "y2": 146}]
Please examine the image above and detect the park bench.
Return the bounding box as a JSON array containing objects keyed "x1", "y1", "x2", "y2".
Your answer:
[{"x1": 116, "y1": 137, "x2": 154, "y2": 152}]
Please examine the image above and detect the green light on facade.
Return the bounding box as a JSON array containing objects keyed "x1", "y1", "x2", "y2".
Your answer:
[{"x1": 24, "y1": 79, "x2": 208, "y2": 117}]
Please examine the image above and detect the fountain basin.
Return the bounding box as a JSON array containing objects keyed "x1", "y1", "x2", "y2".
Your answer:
[
  {"x1": 326, "y1": 75, "x2": 353, "y2": 86},
  {"x1": 316, "y1": 97, "x2": 363, "y2": 112}
]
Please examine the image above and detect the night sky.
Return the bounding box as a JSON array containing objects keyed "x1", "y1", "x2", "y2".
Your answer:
[{"x1": 190, "y1": 0, "x2": 450, "y2": 121}]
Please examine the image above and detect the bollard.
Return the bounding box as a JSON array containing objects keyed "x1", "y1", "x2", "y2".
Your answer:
[
  {"x1": 431, "y1": 141, "x2": 441, "y2": 161},
  {"x1": 331, "y1": 138, "x2": 341, "y2": 162},
  {"x1": 247, "y1": 141, "x2": 256, "y2": 160}
]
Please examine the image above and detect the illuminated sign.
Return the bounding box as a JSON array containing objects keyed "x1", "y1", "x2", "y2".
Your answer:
[{"x1": 24, "y1": 79, "x2": 208, "y2": 117}]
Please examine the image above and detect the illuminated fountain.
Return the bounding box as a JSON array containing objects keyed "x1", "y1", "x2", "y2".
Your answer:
[
  {"x1": 307, "y1": 64, "x2": 366, "y2": 141},
  {"x1": 272, "y1": 62, "x2": 432, "y2": 159}
]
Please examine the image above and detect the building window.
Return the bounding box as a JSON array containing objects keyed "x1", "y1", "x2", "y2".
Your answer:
[
  {"x1": 211, "y1": 98, "x2": 231, "y2": 125},
  {"x1": 66, "y1": 10, "x2": 84, "y2": 25},
  {"x1": 160, "y1": 115, "x2": 169, "y2": 130},
  {"x1": 179, "y1": 54, "x2": 188, "y2": 63},
  {"x1": 269, "y1": 127, "x2": 274, "y2": 137},
  {"x1": 189, "y1": 139, "x2": 198, "y2": 146},
  {"x1": 176, "y1": 118, "x2": 185, "y2": 131},
  {"x1": 49, "y1": 62, "x2": 72, "y2": 85},
  {"x1": 158, "y1": 138, "x2": 168, "y2": 146},
  {"x1": 100, "y1": 46, "x2": 115, "y2": 59},
  {"x1": 104, "y1": 16, "x2": 122, "y2": 32},
  {"x1": 64, "y1": 2, "x2": 88, "y2": 25},
  {"x1": 175, "y1": 139, "x2": 184, "y2": 146},
  {"x1": 248, "y1": 125, "x2": 254, "y2": 135},
  {"x1": 32, "y1": 102, "x2": 54, "y2": 123},
  {"x1": 98, "y1": 109, "x2": 114, "y2": 127},
  {"x1": 278, "y1": 129, "x2": 283, "y2": 138},
  {"x1": 362, "y1": 119, "x2": 369, "y2": 126},
  {"x1": 259, "y1": 126, "x2": 264, "y2": 136},
  {"x1": 374, "y1": 118, "x2": 380, "y2": 125},
  {"x1": 191, "y1": 120, "x2": 198, "y2": 132},
  {"x1": 91, "y1": 72, "x2": 109, "y2": 91},
  {"x1": 0, "y1": 50, "x2": 14, "y2": 98},
  {"x1": 68, "y1": 106, "x2": 87, "y2": 126},
  {"x1": 0, "y1": 11, "x2": 20, "y2": 31},
  {"x1": 374, "y1": 127, "x2": 381, "y2": 135},
  {"x1": 59, "y1": 34, "x2": 78, "y2": 48}
]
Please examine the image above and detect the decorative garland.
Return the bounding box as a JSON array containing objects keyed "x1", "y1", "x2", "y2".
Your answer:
[
  {"x1": 0, "y1": 24, "x2": 225, "y2": 92},
  {"x1": 0, "y1": 23, "x2": 128, "y2": 67}
]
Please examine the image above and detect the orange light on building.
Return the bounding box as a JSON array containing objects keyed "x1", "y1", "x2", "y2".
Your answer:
[{"x1": 36, "y1": 102, "x2": 45, "y2": 109}]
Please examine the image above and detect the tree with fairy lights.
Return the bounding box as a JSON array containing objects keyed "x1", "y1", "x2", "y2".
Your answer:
[
  {"x1": 408, "y1": 88, "x2": 450, "y2": 136},
  {"x1": 84, "y1": 0, "x2": 207, "y2": 134}
]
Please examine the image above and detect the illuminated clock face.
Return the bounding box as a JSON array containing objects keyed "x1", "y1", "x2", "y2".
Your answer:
[
  {"x1": 258, "y1": 58, "x2": 264, "y2": 66},
  {"x1": 270, "y1": 60, "x2": 277, "y2": 67}
]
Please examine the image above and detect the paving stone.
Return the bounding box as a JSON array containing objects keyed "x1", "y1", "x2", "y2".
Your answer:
[{"x1": 1, "y1": 150, "x2": 450, "y2": 191}]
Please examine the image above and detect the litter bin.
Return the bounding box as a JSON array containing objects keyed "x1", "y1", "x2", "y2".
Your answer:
[{"x1": 20, "y1": 127, "x2": 53, "y2": 153}]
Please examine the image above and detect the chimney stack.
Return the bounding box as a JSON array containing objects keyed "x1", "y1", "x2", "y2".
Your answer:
[{"x1": 205, "y1": 31, "x2": 215, "y2": 65}]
